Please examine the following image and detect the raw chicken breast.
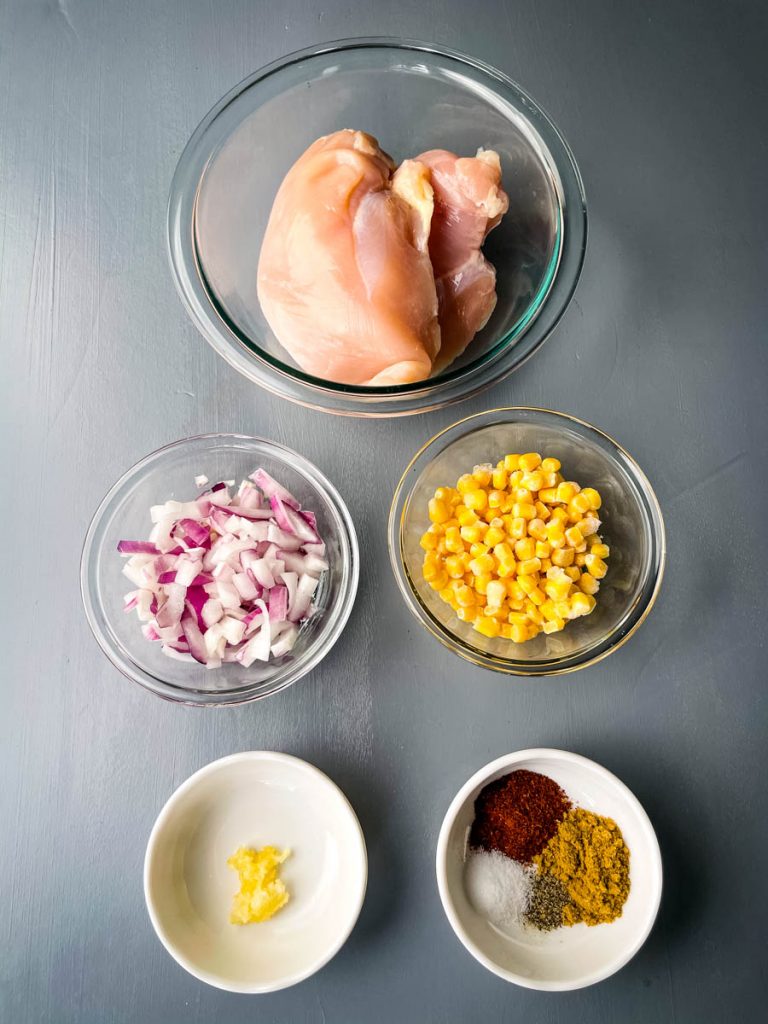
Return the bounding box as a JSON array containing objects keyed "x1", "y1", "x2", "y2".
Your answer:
[
  {"x1": 257, "y1": 130, "x2": 440, "y2": 387},
  {"x1": 416, "y1": 149, "x2": 509, "y2": 372}
]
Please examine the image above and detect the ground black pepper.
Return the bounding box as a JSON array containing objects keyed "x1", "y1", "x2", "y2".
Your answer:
[
  {"x1": 525, "y1": 872, "x2": 571, "y2": 931},
  {"x1": 469, "y1": 769, "x2": 572, "y2": 863}
]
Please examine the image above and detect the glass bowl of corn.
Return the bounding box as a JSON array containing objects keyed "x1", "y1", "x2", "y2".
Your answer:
[{"x1": 388, "y1": 408, "x2": 665, "y2": 675}]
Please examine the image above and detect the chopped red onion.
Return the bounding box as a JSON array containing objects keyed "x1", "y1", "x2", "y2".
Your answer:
[{"x1": 119, "y1": 467, "x2": 327, "y2": 666}]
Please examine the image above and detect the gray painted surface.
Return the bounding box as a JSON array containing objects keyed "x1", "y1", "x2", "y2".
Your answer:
[{"x1": 1, "y1": 1, "x2": 766, "y2": 1021}]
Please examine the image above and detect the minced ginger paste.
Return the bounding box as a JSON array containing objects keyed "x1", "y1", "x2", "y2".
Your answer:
[{"x1": 227, "y1": 845, "x2": 291, "y2": 924}]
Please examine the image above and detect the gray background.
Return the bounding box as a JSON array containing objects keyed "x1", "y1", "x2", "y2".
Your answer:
[{"x1": 1, "y1": 0, "x2": 766, "y2": 1021}]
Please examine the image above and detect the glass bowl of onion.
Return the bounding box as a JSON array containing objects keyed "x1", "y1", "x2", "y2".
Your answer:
[
  {"x1": 388, "y1": 409, "x2": 665, "y2": 675},
  {"x1": 80, "y1": 434, "x2": 359, "y2": 705},
  {"x1": 168, "y1": 38, "x2": 586, "y2": 416}
]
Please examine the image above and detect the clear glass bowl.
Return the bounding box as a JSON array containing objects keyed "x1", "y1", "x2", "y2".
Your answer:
[
  {"x1": 168, "y1": 38, "x2": 587, "y2": 416},
  {"x1": 388, "y1": 409, "x2": 665, "y2": 675},
  {"x1": 80, "y1": 435, "x2": 359, "y2": 705}
]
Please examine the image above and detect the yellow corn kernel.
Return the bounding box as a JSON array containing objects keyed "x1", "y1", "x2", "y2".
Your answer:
[
  {"x1": 508, "y1": 517, "x2": 528, "y2": 539},
  {"x1": 500, "y1": 623, "x2": 514, "y2": 640},
  {"x1": 435, "y1": 486, "x2": 459, "y2": 505},
  {"x1": 521, "y1": 470, "x2": 545, "y2": 493},
  {"x1": 484, "y1": 602, "x2": 509, "y2": 621},
  {"x1": 569, "y1": 492, "x2": 592, "y2": 516},
  {"x1": 474, "y1": 616, "x2": 500, "y2": 638},
  {"x1": 540, "y1": 557, "x2": 552, "y2": 572},
  {"x1": 535, "y1": 541, "x2": 551, "y2": 559},
  {"x1": 492, "y1": 542, "x2": 513, "y2": 564},
  {"x1": 456, "y1": 505, "x2": 478, "y2": 527},
  {"x1": 570, "y1": 592, "x2": 596, "y2": 617},
  {"x1": 484, "y1": 525, "x2": 506, "y2": 547},
  {"x1": 508, "y1": 610, "x2": 529, "y2": 626},
  {"x1": 528, "y1": 518, "x2": 547, "y2": 541},
  {"x1": 565, "y1": 526, "x2": 585, "y2": 548},
  {"x1": 541, "y1": 472, "x2": 559, "y2": 489},
  {"x1": 578, "y1": 573, "x2": 600, "y2": 596},
  {"x1": 488, "y1": 489, "x2": 506, "y2": 509},
  {"x1": 469, "y1": 542, "x2": 489, "y2": 559},
  {"x1": 551, "y1": 546, "x2": 575, "y2": 567},
  {"x1": 580, "y1": 487, "x2": 602, "y2": 510},
  {"x1": 486, "y1": 580, "x2": 507, "y2": 607},
  {"x1": 543, "y1": 617, "x2": 565, "y2": 634},
  {"x1": 420, "y1": 530, "x2": 438, "y2": 551},
  {"x1": 472, "y1": 464, "x2": 493, "y2": 487},
  {"x1": 506, "y1": 580, "x2": 526, "y2": 602},
  {"x1": 496, "y1": 560, "x2": 516, "y2": 579},
  {"x1": 575, "y1": 552, "x2": 587, "y2": 566},
  {"x1": 454, "y1": 584, "x2": 475, "y2": 607},
  {"x1": 508, "y1": 469, "x2": 524, "y2": 487},
  {"x1": 438, "y1": 587, "x2": 457, "y2": 606},
  {"x1": 460, "y1": 524, "x2": 484, "y2": 544},
  {"x1": 456, "y1": 606, "x2": 478, "y2": 622},
  {"x1": 540, "y1": 599, "x2": 557, "y2": 621},
  {"x1": 482, "y1": 507, "x2": 499, "y2": 524},
  {"x1": 510, "y1": 623, "x2": 530, "y2": 643},
  {"x1": 504, "y1": 454, "x2": 522, "y2": 472},
  {"x1": 551, "y1": 506, "x2": 570, "y2": 523},
  {"x1": 457, "y1": 473, "x2": 475, "y2": 494},
  {"x1": 491, "y1": 467, "x2": 508, "y2": 490},
  {"x1": 585, "y1": 554, "x2": 608, "y2": 579},
  {"x1": 518, "y1": 557, "x2": 542, "y2": 576},
  {"x1": 444, "y1": 526, "x2": 463, "y2": 553},
  {"x1": 546, "y1": 519, "x2": 565, "y2": 541},
  {"x1": 564, "y1": 566, "x2": 581, "y2": 581},
  {"x1": 534, "y1": 500, "x2": 551, "y2": 521},
  {"x1": 513, "y1": 488, "x2": 533, "y2": 505},
  {"x1": 544, "y1": 577, "x2": 572, "y2": 602},
  {"x1": 554, "y1": 599, "x2": 572, "y2": 620},
  {"x1": 591, "y1": 542, "x2": 610, "y2": 559},
  {"x1": 525, "y1": 591, "x2": 545, "y2": 614},
  {"x1": 428, "y1": 572, "x2": 450, "y2": 591},
  {"x1": 517, "y1": 574, "x2": 537, "y2": 595},
  {"x1": 580, "y1": 516, "x2": 601, "y2": 536},
  {"x1": 444, "y1": 555, "x2": 465, "y2": 579},
  {"x1": 428, "y1": 498, "x2": 451, "y2": 523},
  {"x1": 555, "y1": 481, "x2": 579, "y2": 503},
  {"x1": 538, "y1": 486, "x2": 558, "y2": 504},
  {"x1": 512, "y1": 502, "x2": 536, "y2": 521},
  {"x1": 519, "y1": 452, "x2": 542, "y2": 473},
  {"x1": 474, "y1": 573, "x2": 493, "y2": 595},
  {"x1": 469, "y1": 553, "x2": 495, "y2": 576},
  {"x1": 541, "y1": 457, "x2": 561, "y2": 474},
  {"x1": 514, "y1": 537, "x2": 536, "y2": 561},
  {"x1": 464, "y1": 489, "x2": 488, "y2": 511}
]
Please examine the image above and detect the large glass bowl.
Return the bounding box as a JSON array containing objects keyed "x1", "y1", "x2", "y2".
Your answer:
[
  {"x1": 168, "y1": 38, "x2": 587, "y2": 416},
  {"x1": 81, "y1": 435, "x2": 359, "y2": 705},
  {"x1": 388, "y1": 409, "x2": 665, "y2": 675}
]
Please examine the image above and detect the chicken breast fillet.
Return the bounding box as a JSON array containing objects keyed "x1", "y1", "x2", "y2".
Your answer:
[
  {"x1": 257, "y1": 130, "x2": 440, "y2": 387},
  {"x1": 416, "y1": 149, "x2": 509, "y2": 372}
]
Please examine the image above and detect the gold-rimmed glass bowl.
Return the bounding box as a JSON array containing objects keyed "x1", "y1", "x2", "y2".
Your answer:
[{"x1": 388, "y1": 409, "x2": 665, "y2": 675}]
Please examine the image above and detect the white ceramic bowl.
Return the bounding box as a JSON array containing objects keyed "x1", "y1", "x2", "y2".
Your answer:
[
  {"x1": 144, "y1": 752, "x2": 367, "y2": 992},
  {"x1": 436, "y1": 749, "x2": 662, "y2": 991}
]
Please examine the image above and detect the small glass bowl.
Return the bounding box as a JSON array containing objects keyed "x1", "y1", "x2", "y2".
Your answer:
[
  {"x1": 168, "y1": 38, "x2": 586, "y2": 416},
  {"x1": 81, "y1": 435, "x2": 359, "y2": 705},
  {"x1": 388, "y1": 409, "x2": 665, "y2": 675}
]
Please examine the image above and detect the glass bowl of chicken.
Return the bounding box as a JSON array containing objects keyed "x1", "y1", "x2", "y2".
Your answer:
[{"x1": 168, "y1": 38, "x2": 587, "y2": 416}]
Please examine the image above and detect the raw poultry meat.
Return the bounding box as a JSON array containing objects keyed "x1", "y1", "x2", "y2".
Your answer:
[
  {"x1": 257, "y1": 130, "x2": 440, "y2": 387},
  {"x1": 416, "y1": 149, "x2": 509, "y2": 372},
  {"x1": 257, "y1": 130, "x2": 509, "y2": 386}
]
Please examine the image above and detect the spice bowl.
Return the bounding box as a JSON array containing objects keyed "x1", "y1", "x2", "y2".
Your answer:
[
  {"x1": 144, "y1": 752, "x2": 368, "y2": 993},
  {"x1": 388, "y1": 407, "x2": 665, "y2": 675},
  {"x1": 80, "y1": 434, "x2": 359, "y2": 705},
  {"x1": 436, "y1": 749, "x2": 662, "y2": 991}
]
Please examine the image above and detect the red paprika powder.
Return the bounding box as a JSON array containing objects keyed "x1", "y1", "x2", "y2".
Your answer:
[{"x1": 470, "y1": 769, "x2": 571, "y2": 863}]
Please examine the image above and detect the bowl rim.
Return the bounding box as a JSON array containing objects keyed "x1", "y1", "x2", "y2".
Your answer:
[
  {"x1": 143, "y1": 750, "x2": 368, "y2": 993},
  {"x1": 80, "y1": 433, "x2": 360, "y2": 706},
  {"x1": 435, "y1": 747, "x2": 663, "y2": 991},
  {"x1": 388, "y1": 407, "x2": 666, "y2": 675},
  {"x1": 167, "y1": 36, "x2": 588, "y2": 416}
]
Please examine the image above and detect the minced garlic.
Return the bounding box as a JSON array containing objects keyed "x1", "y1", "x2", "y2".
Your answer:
[{"x1": 227, "y1": 845, "x2": 291, "y2": 924}]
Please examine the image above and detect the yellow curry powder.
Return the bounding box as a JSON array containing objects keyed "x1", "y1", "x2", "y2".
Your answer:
[{"x1": 534, "y1": 808, "x2": 630, "y2": 926}]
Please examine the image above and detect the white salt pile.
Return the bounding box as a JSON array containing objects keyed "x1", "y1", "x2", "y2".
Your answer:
[{"x1": 464, "y1": 848, "x2": 534, "y2": 931}]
